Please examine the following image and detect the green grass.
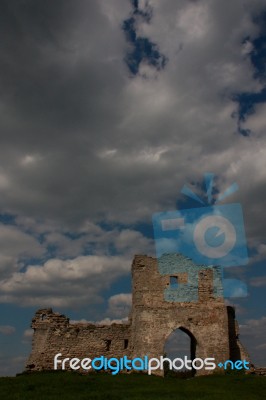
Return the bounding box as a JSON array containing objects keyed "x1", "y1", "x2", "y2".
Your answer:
[{"x1": 0, "y1": 372, "x2": 265, "y2": 400}]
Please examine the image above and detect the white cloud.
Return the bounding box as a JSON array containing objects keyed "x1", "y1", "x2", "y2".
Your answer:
[
  {"x1": 0, "y1": 224, "x2": 45, "y2": 279},
  {"x1": 0, "y1": 224, "x2": 44, "y2": 258},
  {"x1": 23, "y1": 329, "x2": 33, "y2": 338},
  {"x1": 22, "y1": 328, "x2": 34, "y2": 344},
  {"x1": 0, "y1": 172, "x2": 9, "y2": 189},
  {"x1": 241, "y1": 39, "x2": 254, "y2": 56},
  {"x1": 114, "y1": 230, "x2": 154, "y2": 256},
  {"x1": 242, "y1": 103, "x2": 266, "y2": 137},
  {"x1": 70, "y1": 317, "x2": 128, "y2": 325},
  {"x1": 256, "y1": 343, "x2": 266, "y2": 350},
  {"x1": 0, "y1": 255, "x2": 131, "y2": 307},
  {"x1": 107, "y1": 293, "x2": 132, "y2": 318},
  {"x1": 0, "y1": 222, "x2": 152, "y2": 308},
  {"x1": 250, "y1": 275, "x2": 266, "y2": 287},
  {"x1": 43, "y1": 232, "x2": 87, "y2": 258},
  {"x1": 176, "y1": 2, "x2": 211, "y2": 42},
  {"x1": 42, "y1": 227, "x2": 154, "y2": 259},
  {"x1": 95, "y1": 317, "x2": 129, "y2": 325},
  {"x1": 0, "y1": 325, "x2": 15, "y2": 335},
  {"x1": 240, "y1": 317, "x2": 266, "y2": 336}
]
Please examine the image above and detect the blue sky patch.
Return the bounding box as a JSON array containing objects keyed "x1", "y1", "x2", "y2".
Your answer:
[{"x1": 123, "y1": 0, "x2": 167, "y2": 75}]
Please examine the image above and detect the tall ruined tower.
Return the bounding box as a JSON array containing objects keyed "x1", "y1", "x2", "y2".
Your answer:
[{"x1": 130, "y1": 254, "x2": 249, "y2": 375}]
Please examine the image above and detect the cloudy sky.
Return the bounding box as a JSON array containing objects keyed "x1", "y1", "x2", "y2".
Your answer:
[{"x1": 0, "y1": 0, "x2": 266, "y2": 375}]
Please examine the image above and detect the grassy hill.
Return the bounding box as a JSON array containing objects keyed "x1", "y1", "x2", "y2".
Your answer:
[{"x1": 0, "y1": 371, "x2": 265, "y2": 400}]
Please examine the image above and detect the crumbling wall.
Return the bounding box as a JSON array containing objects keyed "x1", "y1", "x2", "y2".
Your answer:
[{"x1": 26, "y1": 308, "x2": 131, "y2": 372}]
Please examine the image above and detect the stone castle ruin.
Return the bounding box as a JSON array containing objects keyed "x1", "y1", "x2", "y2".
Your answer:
[{"x1": 26, "y1": 254, "x2": 250, "y2": 376}]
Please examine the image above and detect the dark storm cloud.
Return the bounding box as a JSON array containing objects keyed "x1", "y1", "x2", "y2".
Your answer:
[
  {"x1": 0, "y1": 0, "x2": 134, "y2": 225},
  {"x1": 0, "y1": 0, "x2": 265, "y2": 235},
  {"x1": 0, "y1": 0, "x2": 124, "y2": 144}
]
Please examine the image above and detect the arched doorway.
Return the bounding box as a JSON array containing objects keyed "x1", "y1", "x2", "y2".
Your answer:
[{"x1": 164, "y1": 327, "x2": 197, "y2": 377}]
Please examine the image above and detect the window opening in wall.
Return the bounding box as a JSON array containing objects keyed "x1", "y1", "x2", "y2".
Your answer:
[
  {"x1": 124, "y1": 339, "x2": 129, "y2": 349},
  {"x1": 170, "y1": 276, "x2": 178, "y2": 288},
  {"x1": 105, "y1": 339, "x2": 111, "y2": 351}
]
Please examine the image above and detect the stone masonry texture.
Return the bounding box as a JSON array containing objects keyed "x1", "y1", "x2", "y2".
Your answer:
[{"x1": 26, "y1": 254, "x2": 250, "y2": 376}]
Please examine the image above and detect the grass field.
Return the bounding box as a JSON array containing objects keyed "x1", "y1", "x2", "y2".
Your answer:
[{"x1": 0, "y1": 371, "x2": 265, "y2": 400}]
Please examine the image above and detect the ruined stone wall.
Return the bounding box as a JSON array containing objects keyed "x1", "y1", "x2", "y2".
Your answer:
[
  {"x1": 26, "y1": 254, "x2": 249, "y2": 376},
  {"x1": 26, "y1": 308, "x2": 131, "y2": 372},
  {"x1": 130, "y1": 255, "x2": 244, "y2": 376}
]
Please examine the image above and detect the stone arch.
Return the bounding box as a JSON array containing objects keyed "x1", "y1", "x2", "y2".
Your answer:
[
  {"x1": 179, "y1": 326, "x2": 197, "y2": 361},
  {"x1": 164, "y1": 326, "x2": 197, "y2": 376}
]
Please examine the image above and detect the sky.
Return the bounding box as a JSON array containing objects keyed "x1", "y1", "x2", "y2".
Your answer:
[{"x1": 0, "y1": 0, "x2": 266, "y2": 376}]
